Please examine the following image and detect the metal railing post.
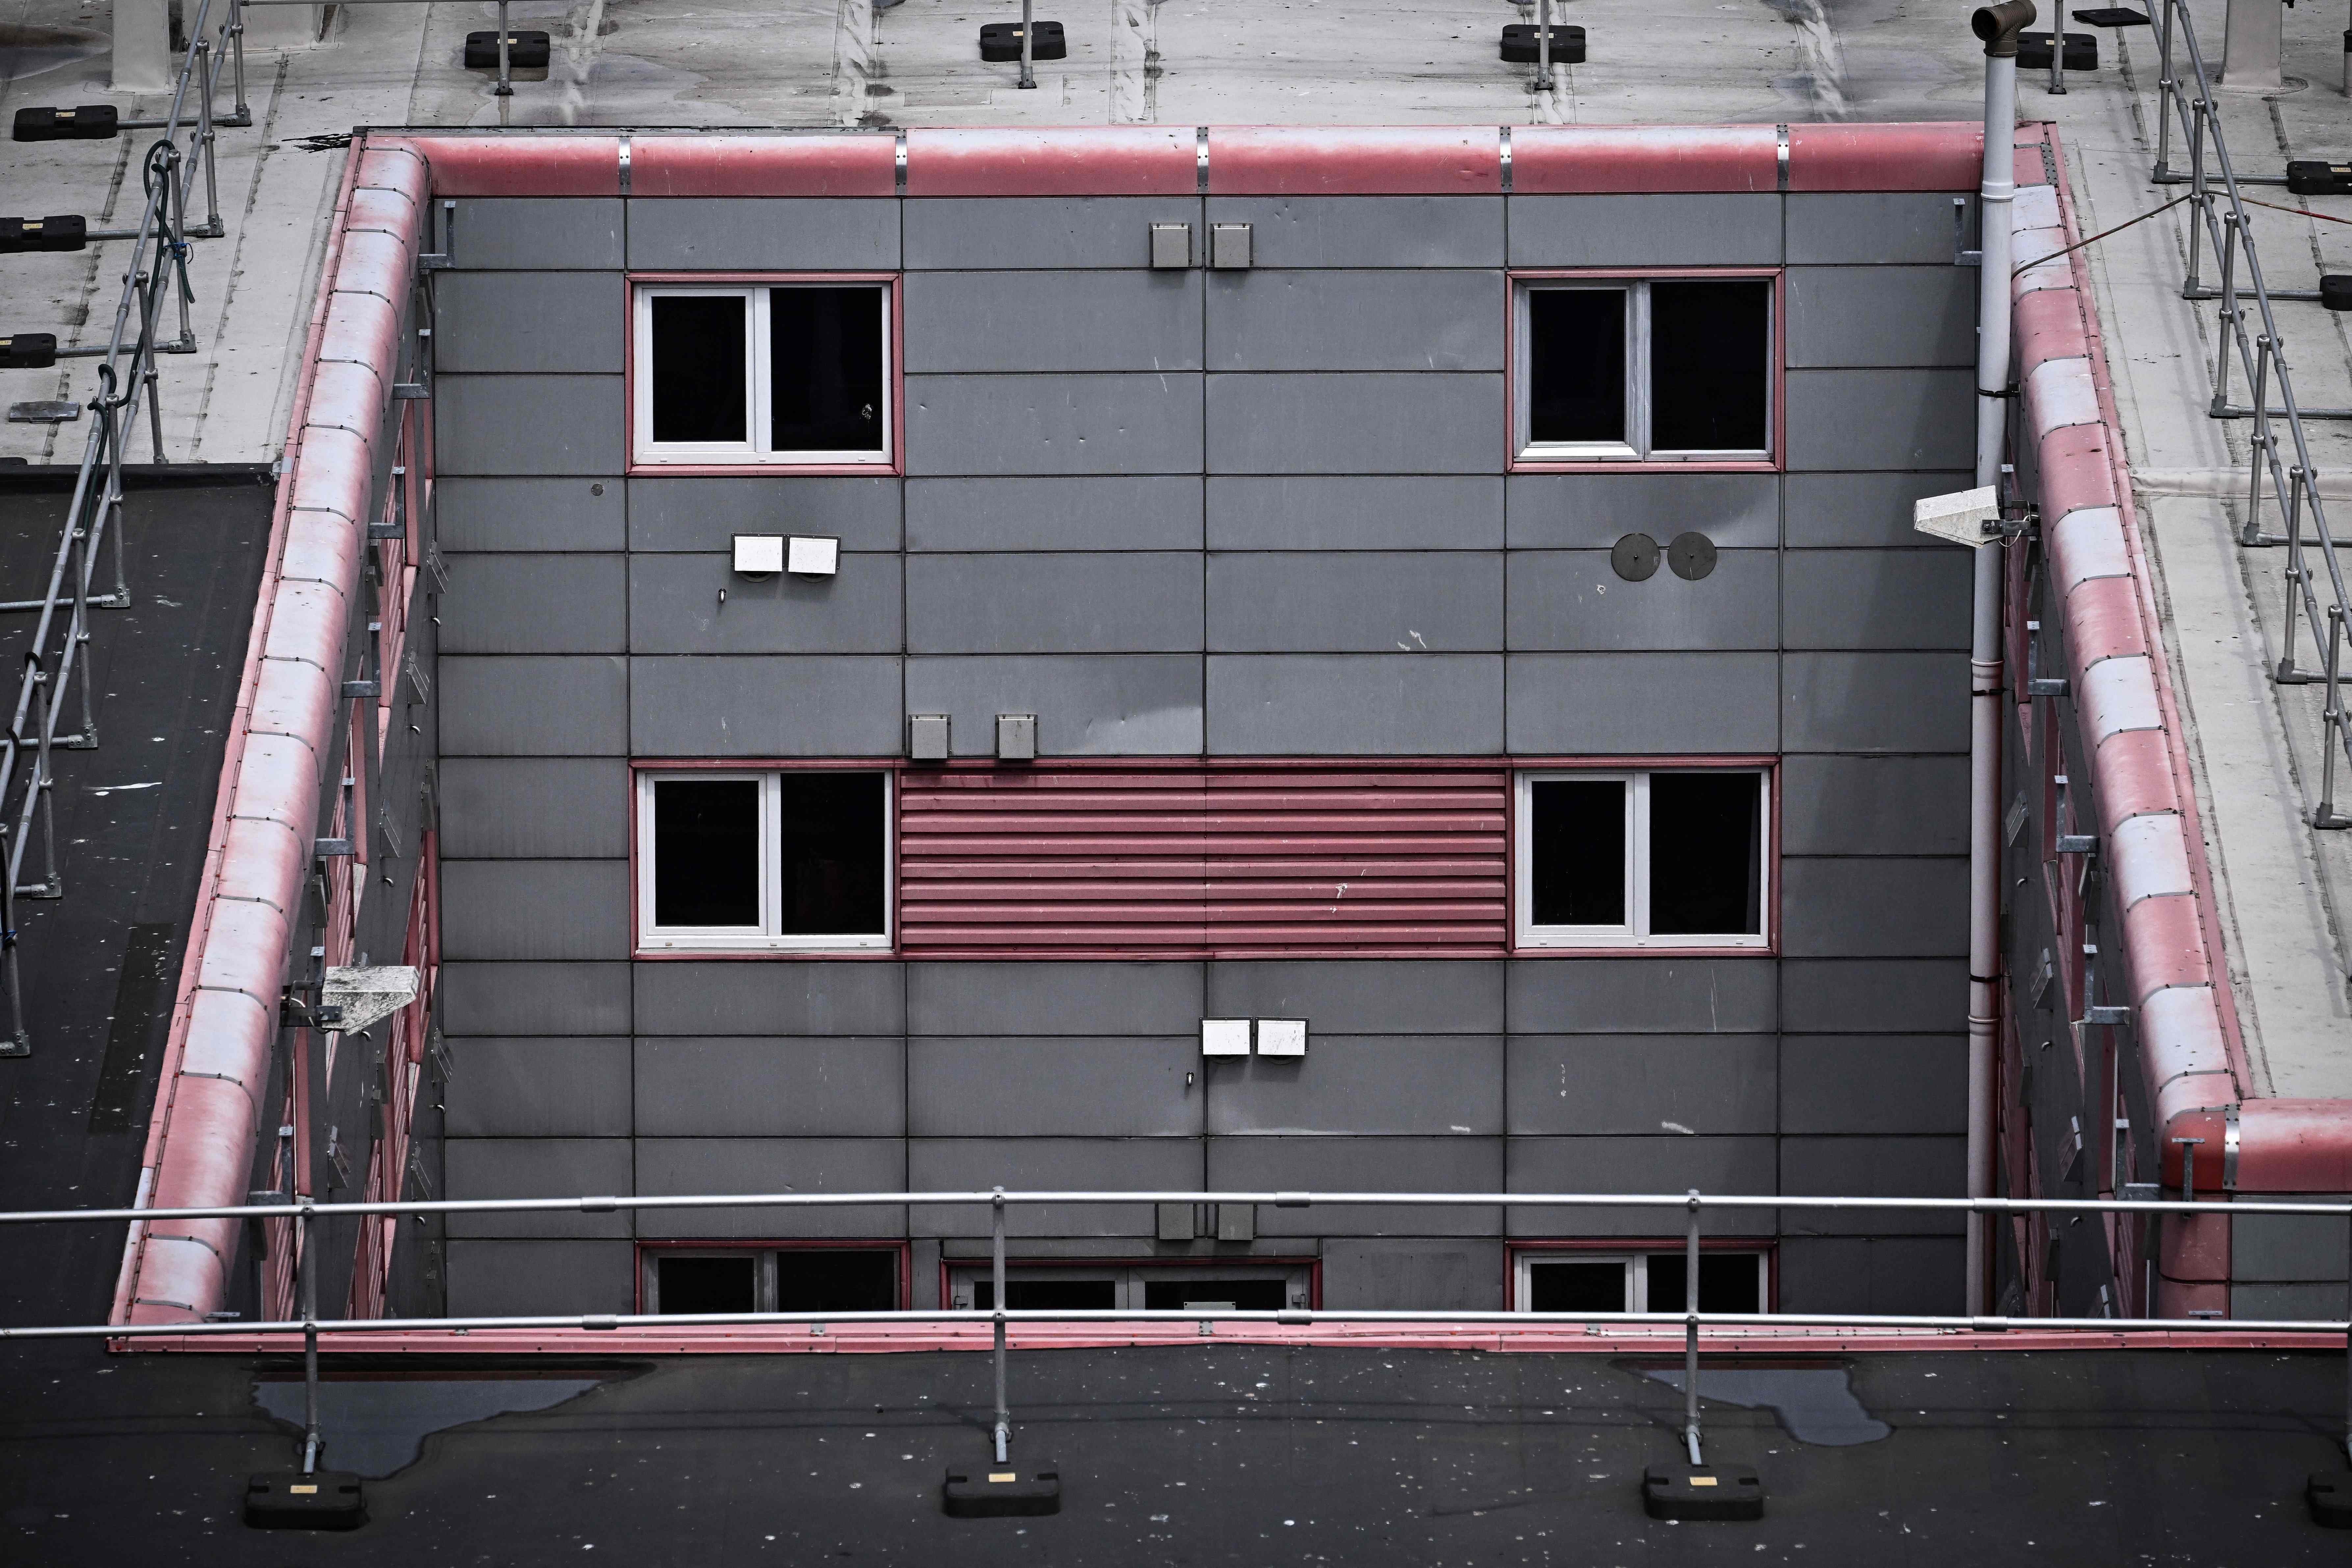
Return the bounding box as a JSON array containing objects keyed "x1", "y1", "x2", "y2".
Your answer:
[
  {"x1": 1018, "y1": 0, "x2": 1036, "y2": 89},
  {"x1": 991, "y1": 1188, "x2": 1011, "y2": 1463},
  {"x1": 1535, "y1": 0, "x2": 1555, "y2": 93},
  {"x1": 2153, "y1": 0, "x2": 2178, "y2": 177},
  {"x1": 2182, "y1": 103, "x2": 2207, "y2": 293},
  {"x1": 2320, "y1": 606, "x2": 2351, "y2": 828},
  {"x1": 297, "y1": 1199, "x2": 321, "y2": 1473},
  {"x1": 2210, "y1": 212, "x2": 2240, "y2": 416},
  {"x1": 1683, "y1": 1190, "x2": 1702, "y2": 1466},
  {"x1": 495, "y1": 0, "x2": 513, "y2": 95},
  {"x1": 2244, "y1": 336, "x2": 2273, "y2": 544},
  {"x1": 2049, "y1": 0, "x2": 2068, "y2": 92}
]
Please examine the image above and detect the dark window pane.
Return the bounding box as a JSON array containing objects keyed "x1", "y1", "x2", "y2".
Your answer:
[
  {"x1": 1649, "y1": 280, "x2": 1770, "y2": 452},
  {"x1": 972, "y1": 1278, "x2": 1118, "y2": 1311},
  {"x1": 775, "y1": 1249, "x2": 898, "y2": 1312},
  {"x1": 1527, "y1": 288, "x2": 1627, "y2": 444},
  {"x1": 1644, "y1": 1253, "x2": 1761, "y2": 1314},
  {"x1": 1530, "y1": 778, "x2": 1626, "y2": 927},
  {"x1": 649, "y1": 295, "x2": 746, "y2": 443},
  {"x1": 653, "y1": 778, "x2": 760, "y2": 928},
  {"x1": 771, "y1": 286, "x2": 885, "y2": 453},
  {"x1": 778, "y1": 772, "x2": 886, "y2": 936},
  {"x1": 1528, "y1": 1261, "x2": 1628, "y2": 1313},
  {"x1": 1141, "y1": 1278, "x2": 1289, "y2": 1311},
  {"x1": 656, "y1": 1255, "x2": 755, "y2": 1315},
  {"x1": 1648, "y1": 772, "x2": 1762, "y2": 936}
]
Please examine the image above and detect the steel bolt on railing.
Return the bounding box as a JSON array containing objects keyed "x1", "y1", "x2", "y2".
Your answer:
[
  {"x1": 2141, "y1": 0, "x2": 2352, "y2": 831},
  {"x1": 15, "y1": 1186, "x2": 2352, "y2": 1472}
]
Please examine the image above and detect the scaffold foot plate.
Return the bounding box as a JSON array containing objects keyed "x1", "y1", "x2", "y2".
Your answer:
[
  {"x1": 943, "y1": 1467, "x2": 1061, "y2": 1517},
  {"x1": 1642, "y1": 1463, "x2": 1764, "y2": 1522},
  {"x1": 244, "y1": 1471, "x2": 366, "y2": 1530},
  {"x1": 2309, "y1": 1472, "x2": 2352, "y2": 1528}
]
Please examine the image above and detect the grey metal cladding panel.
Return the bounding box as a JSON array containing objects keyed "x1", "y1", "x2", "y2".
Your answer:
[
  {"x1": 906, "y1": 553, "x2": 1202, "y2": 654},
  {"x1": 635, "y1": 1037, "x2": 906, "y2": 1137},
  {"x1": 1780, "y1": 1136, "x2": 1966, "y2": 1234},
  {"x1": 1785, "y1": 266, "x2": 1974, "y2": 369},
  {"x1": 440, "y1": 554, "x2": 627, "y2": 654},
  {"x1": 1782, "y1": 550, "x2": 1970, "y2": 650},
  {"x1": 2228, "y1": 1281, "x2": 2351, "y2": 1319},
  {"x1": 629, "y1": 656, "x2": 904, "y2": 756},
  {"x1": 629, "y1": 554, "x2": 904, "y2": 654},
  {"x1": 1785, "y1": 369, "x2": 1974, "y2": 472},
  {"x1": 627, "y1": 476, "x2": 902, "y2": 553},
  {"x1": 1207, "y1": 654, "x2": 1503, "y2": 755},
  {"x1": 1780, "y1": 857, "x2": 1968, "y2": 958},
  {"x1": 1204, "y1": 271, "x2": 1504, "y2": 372},
  {"x1": 1505, "y1": 195, "x2": 1782, "y2": 267},
  {"x1": 2231, "y1": 1198, "x2": 2352, "y2": 1281},
  {"x1": 441, "y1": 860, "x2": 631, "y2": 960},
  {"x1": 910, "y1": 1138, "x2": 1202, "y2": 1238},
  {"x1": 1783, "y1": 652, "x2": 1967, "y2": 753},
  {"x1": 435, "y1": 272, "x2": 625, "y2": 373},
  {"x1": 434, "y1": 376, "x2": 623, "y2": 477},
  {"x1": 905, "y1": 374, "x2": 1203, "y2": 476},
  {"x1": 1207, "y1": 552, "x2": 1503, "y2": 653},
  {"x1": 1203, "y1": 197, "x2": 1505, "y2": 268},
  {"x1": 1208, "y1": 1137, "x2": 1503, "y2": 1236},
  {"x1": 633, "y1": 961, "x2": 907, "y2": 1035},
  {"x1": 440, "y1": 758, "x2": 630, "y2": 858},
  {"x1": 907, "y1": 1037, "x2": 1203, "y2": 1137},
  {"x1": 446, "y1": 1239, "x2": 635, "y2": 1315},
  {"x1": 1508, "y1": 956, "x2": 1777, "y2": 1033},
  {"x1": 904, "y1": 197, "x2": 1201, "y2": 270},
  {"x1": 906, "y1": 961, "x2": 1204, "y2": 1035},
  {"x1": 636, "y1": 1138, "x2": 908, "y2": 1238},
  {"x1": 439, "y1": 656, "x2": 629, "y2": 756},
  {"x1": 451, "y1": 199, "x2": 623, "y2": 270},
  {"x1": 1208, "y1": 477, "x2": 1504, "y2": 551},
  {"x1": 1779, "y1": 1036, "x2": 1968, "y2": 1135},
  {"x1": 445, "y1": 1138, "x2": 634, "y2": 1238},
  {"x1": 903, "y1": 655, "x2": 1202, "y2": 756},
  {"x1": 902, "y1": 271, "x2": 1202, "y2": 373},
  {"x1": 438, "y1": 962, "x2": 633, "y2": 1036},
  {"x1": 440, "y1": 478, "x2": 625, "y2": 552},
  {"x1": 1784, "y1": 471, "x2": 1972, "y2": 549},
  {"x1": 1505, "y1": 1136, "x2": 1776, "y2": 1236},
  {"x1": 443, "y1": 1037, "x2": 633, "y2": 1137},
  {"x1": 1322, "y1": 1239, "x2": 1507, "y2": 1310},
  {"x1": 623, "y1": 198, "x2": 899, "y2": 270},
  {"x1": 1780, "y1": 755, "x2": 1970, "y2": 855},
  {"x1": 1505, "y1": 652, "x2": 1778, "y2": 754},
  {"x1": 1507, "y1": 550, "x2": 1778, "y2": 651},
  {"x1": 1781, "y1": 959, "x2": 1967, "y2": 1033},
  {"x1": 906, "y1": 477, "x2": 1203, "y2": 552},
  {"x1": 1786, "y1": 193, "x2": 1976, "y2": 266},
  {"x1": 1505, "y1": 1035, "x2": 1776, "y2": 1136},
  {"x1": 1776, "y1": 1236, "x2": 1964, "y2": 1315},
  {"x1": 1505, "y1": 473, "x2": 1780, "y2": 551},
  {"x1": 1206, "y1": 374, "x2": 1503, "y2": 475},
  {"x1": 1205, "y1": 1035, "x2": 1504, "y2": 1136},
  {"x1": 1206, "y1": 960, "x2": 1505, "y2": 1034}
]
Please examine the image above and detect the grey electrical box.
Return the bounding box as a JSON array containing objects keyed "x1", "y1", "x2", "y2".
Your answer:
[
  {"x1": 1149, "y1": 222, "x2": 1192, "y2": 269},
  {"x1": 996, "y1": 713, "x2": 1037, "y2": 762},
  {"x1": 909, "y1": 713, "x2": 950, "y2": 762},
  {"x1": 1157, "y1": 1202, "x2": 1197, "y2": 1241},
  {"x1": 1215, "y1": 1202, "x2": 1256, "y2": 1242},
  {"x1": 1210, "y1": 222, "x2": 1252, "y2": 270}
]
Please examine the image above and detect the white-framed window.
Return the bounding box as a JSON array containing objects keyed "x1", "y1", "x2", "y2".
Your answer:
[
  {"x1": 635, "y1": 769, "x2": 892, "y2": 952},
  {"x1": 641, "y1": 1246, "x2": 901, "y2": 1315},
  {"x1": 945, "y1": 1263, "x2": 1312, "y2": 1312},
  {"x1": 1514, "y1": 769, "x2": 1768, "y2": 949},
  {"x1": 1513, "y1": 276, "x2": 1773, "y2": 462},
  {"x1": 631, "y1": 281, "x2": 892, "y2": 466},
  {"x1": 1512, "y1": 1250, "x2": 1768, "y2": 1314}
]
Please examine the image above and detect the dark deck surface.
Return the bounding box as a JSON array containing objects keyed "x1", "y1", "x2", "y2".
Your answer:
[{"x1": 0, "y1": 1341, "x2": 2349, "y2": 1561}]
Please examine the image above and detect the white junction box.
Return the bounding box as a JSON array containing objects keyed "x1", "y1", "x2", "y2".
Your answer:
[
  {"x1": 731, "y1": 533, "x2": 786, "y2": 575},
  {"x1": 787, "y1": 535, "x2": 841, "y2": 576},
  {"x1": 1201, "y1": 1018, "x2": 1252, "y2": 1057},
  {"x1": 1255, "y1": 1018, "x2": 1307, "y2": 1057}
]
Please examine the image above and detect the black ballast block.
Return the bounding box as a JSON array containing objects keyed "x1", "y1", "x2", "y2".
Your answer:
[
  {"x1": 13, "y1": 105, "x2": 120, "y2": 142},
  {"x1": 1, "y1": 335, "x2": 59, "y2": 370},
  {"x1": 1642, "y1": 1463, "x2": 1765, "y2": 1522},
  {"x1": 463, "y1": 30, "x2": 552, "y2": 67},
  {"x1": 0, "y1": 216, "x2": 88, "y2": 254},
  {"x1": 1501, "y1": 23, "x2": 1586, "y2": 62},
  {"x1": 2310, "y1": 1472, "x2": 2352, "y2": 1528},
  {"x1": 2018, "y1": 30, "x2": 2098, "y2": 68},
  {"x1": 942, "y1": 1467, "x2": 1061, "y2": 1517},
  {"x1": 980, "y1": 21, "x2": 1066, "y2": 60},
  {"x1": 2322, "y1": 276, "x2": 2352, "y2": 313},
  {"x1": 244, "y1": 1471, "x2": 366, "y2": 1530},
  {"x1": 2071, "y1": 7, "x2": 2150, "y2": 25},
  {"x1": 2287, "y1": 161, "x2": 2352, "y2": 197}
]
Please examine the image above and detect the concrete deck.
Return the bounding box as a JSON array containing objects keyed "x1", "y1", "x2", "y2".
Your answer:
[{"x1": 2, "y1": 0, "x2": 2349, "y2": 1095}]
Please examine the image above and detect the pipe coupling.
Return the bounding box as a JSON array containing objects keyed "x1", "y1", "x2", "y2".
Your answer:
[{"x1": 1972, "y1": 0, "x2": 2037, "y2": 56}]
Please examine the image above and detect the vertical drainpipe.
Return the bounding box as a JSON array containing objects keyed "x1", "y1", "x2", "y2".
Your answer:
[{"x1": 1968, "y1": 0, "x2": 2034, "y2": 1314}]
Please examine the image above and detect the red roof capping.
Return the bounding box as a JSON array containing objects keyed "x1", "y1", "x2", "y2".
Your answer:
[
  {"x1": 1206, "y1": 126, "x2": 1502, "y2": 195},
  {"x1": 1786, "y1": 121, "x2": 1982, "y2": 191},
  {"x1": 395, "y1": 133, "x2": 624, "y2": 196},
  {"x1": 632, "y1": 133, "x2": 897, "y2": 198},
  {"x1": 903, "y1": 126, "x2": 1196, "y2": 196},
  {"x1": 1510, "y1": 126, "x2": 1780, "y2": 194}
]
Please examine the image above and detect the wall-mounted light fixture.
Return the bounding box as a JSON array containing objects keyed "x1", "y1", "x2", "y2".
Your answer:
[
  {"x1": 787, "y1": 535, "x2": 840, "y2": 577},
  {"x1": 732, "y1": 534, "x2": 785, "y2": 576}
]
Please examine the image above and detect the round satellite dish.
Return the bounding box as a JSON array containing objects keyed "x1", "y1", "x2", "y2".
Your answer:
[{"x1": 1611, "y1": 533, "x2": 1660, "y2": 582}]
